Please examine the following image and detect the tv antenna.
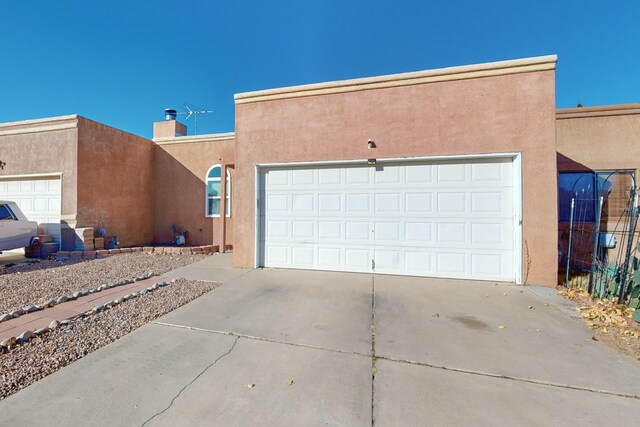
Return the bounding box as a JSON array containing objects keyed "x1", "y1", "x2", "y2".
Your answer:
[{"x1": 177, "y1": 103, "x2": 213, "y2": 135}]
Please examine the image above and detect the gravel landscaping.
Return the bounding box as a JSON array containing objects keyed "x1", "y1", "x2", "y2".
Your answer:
[
  {"x1": 0, "y1": 252, "x2": 207, "y2": 315},
  {"x1": 0, "y1": 278, "x2": 219, "y2": 399}
]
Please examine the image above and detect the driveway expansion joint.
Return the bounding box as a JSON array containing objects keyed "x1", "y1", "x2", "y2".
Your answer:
[
  {"x1": 370, "y1": 276, "x2": 377, "y2": 427},
  {"x1": 375, "y1": 354, "x2": 640, "y2": 400},
  {"x1": 140, "y1": 336, "x2": 240, "y2": 427}
]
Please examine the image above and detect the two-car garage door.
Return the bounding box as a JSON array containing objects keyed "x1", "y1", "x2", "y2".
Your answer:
[{"x1": 258, "y1": 158, "x2": 518, "y2": 282}]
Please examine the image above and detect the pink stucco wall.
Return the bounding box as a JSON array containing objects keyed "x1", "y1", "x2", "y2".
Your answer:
[
  {"x1": 153, "y1": 137, "x2": 235, "y2": 246},
  {"x1": 76, "y1": 117, "x2": 154, "y2": 246}
]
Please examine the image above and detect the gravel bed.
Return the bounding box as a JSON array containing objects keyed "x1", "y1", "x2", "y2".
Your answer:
[
  {"x1": 0, "y1": 278, "x2": 219, "y2": 400},
  {"x1": 0, "y1": 253, "x2": 207, "y2": 314}
]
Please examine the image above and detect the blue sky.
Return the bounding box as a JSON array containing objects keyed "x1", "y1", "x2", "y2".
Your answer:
[{"x1": 0, "y1": 1, "x2": 638, "y2": 138}]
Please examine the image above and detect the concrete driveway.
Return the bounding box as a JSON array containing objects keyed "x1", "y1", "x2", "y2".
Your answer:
[
  {"x1": 0, "y1": 248, "x2": 27, "y2": 266},
  {"x1": 1, "y1": 255, "x2": 639, "y2": 426}
]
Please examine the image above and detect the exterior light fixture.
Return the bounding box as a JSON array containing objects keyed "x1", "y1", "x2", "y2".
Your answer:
[{"x1": 368, "y1": 139, "x2": 376, "y2": 149}]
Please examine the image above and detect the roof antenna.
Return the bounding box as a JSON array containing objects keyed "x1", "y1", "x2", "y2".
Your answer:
[{"x1": 176, "y1": 102, "x2": 213, "y2": 135}]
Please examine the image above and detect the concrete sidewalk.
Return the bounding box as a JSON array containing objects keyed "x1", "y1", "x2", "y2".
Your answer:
[{"x1": 1, "y1": 259, "x2": 639, "y2": 426}]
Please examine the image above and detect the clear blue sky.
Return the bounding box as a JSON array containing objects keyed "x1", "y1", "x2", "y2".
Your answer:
[{"x1": 0, "y1": 1, "x2": 638, "y2": 138}]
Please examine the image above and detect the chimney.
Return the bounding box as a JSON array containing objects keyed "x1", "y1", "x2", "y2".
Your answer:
[{"x1": 153, "y1": 108, "x2": 187, "y2": 139}]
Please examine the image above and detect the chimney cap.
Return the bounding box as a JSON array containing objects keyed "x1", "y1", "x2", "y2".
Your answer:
[{"x1": 164, "y1": 108, "x2": 177, "y2": 121}]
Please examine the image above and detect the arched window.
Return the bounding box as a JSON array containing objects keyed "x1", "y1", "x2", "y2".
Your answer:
[{"x1": 206, "y1": 165, "x2": 231, "y2": 217}]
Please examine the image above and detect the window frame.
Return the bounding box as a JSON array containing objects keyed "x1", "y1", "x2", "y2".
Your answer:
[
  {"x1": 557, "y1": 169, "x2": 636, "y2": 222},
  {"x1": 0, "y1": 204, "x2": 17, "y2": 221},
  {"x1": 205, "y1": 165, "x2": 231, "y2": 218}
]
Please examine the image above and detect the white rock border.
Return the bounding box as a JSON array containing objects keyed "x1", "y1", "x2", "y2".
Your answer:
[
  {"x1": 0, "y1": 279, "x2": 176, "y2": 352},
  {"x1": 0, "y1": 272, "x2": 156, "y2": 325}
]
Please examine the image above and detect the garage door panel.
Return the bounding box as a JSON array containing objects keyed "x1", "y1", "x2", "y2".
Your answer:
[
  {"x1": 471, "y1": 190, "x2": 512, "y2": 214},
  {"x1": 318, "y1": 221, "x2": 341, "y2": 239},
  {"x1": 345, "y1": 248, "x2": 370, "y2": 270},
  {"x1": 436, "y1": 192, "x2": 466, "y2": 213},
  {"x1": 318, "y1": 194, "x2": 341, "y2": 211},
  {"x1": 436, "y1": 222, "x2": 466, "y2": 244},
  {"x1": 345, "y1": 221, "x2": 370, "y2": 241},
  {"x1": 318, "y1": 247, "x2": 342, "y2": 268},
  {"x1": 405, "y1": 192, "x2": 433, "y2": 212},
  {"x1": 259, "y1": 158, "x2": 517, "y2": 281},
  {"x1": 437, "y1": 163, "x2": 467, "y2": 182},
  {"x1": 405, "y1": 164, "x2": 433, "y2": 183},
  {"x1": 265, "y1": 245, "x2": 288, "y2": 265},
  {"x1": 404, "y1": 251, "x2": 433, "y2": 273},
  {"x1": 436, "y1": 252, "x2": 468, "y2": 274},
  {"x1": 292, "y1": 221, "x2": 314, "y2": 239},
  {"x1": 404, "y1": 222, "x2": 433, "y2": 243},
  {"x1": 346, "y1": 168, "x2": 370, "y2": 184},
  {"x1": 345, "y1": 194, "x2": 370, "y2": 212}
]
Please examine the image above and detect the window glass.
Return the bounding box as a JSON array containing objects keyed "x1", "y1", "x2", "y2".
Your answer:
[
  {"x1": 0, "y1": 204, "x2": 15, "y2": 221},
  {"x1": 558, "y1": 171, "x2": 635, "y2": 222},
  {"x1": 208, "y1": 166, "x2": 221, "y2": 179},
  {"x1": 558, "y1": 172, "x2": 596, "y2": 221},
  {"x1": 598, "y1": 171, "x2": 634, "y2": 221},
  {"x1": 207, "y1": 181, "x2": 221, "y2": 197},
  {"x1": 207, "y1": 198, "x2": 220, "y2": 217}
]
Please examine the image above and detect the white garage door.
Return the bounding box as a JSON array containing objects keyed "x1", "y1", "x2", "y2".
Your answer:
[
  {"x1": 258, "y1": 158, "x2": 518, "y2": 281},
  {"x1": 0, "y1": 176, "x2": 62, "y2": 243}
]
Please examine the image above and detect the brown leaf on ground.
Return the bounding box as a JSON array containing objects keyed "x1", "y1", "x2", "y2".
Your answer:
[{"x1": 558, "y1": 287, "x2": 640, "y2": 360}]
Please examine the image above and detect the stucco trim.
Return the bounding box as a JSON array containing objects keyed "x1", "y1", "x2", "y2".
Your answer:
[
  {"x1": 557, "y1": 103, "x2": 640, "y2": 119},
  {"x1": 0, "y1": 115, "x2": 78, "y2": 136},
  {"x1": 253, "y1": 152, "x2": 523, "y2": 284},
  {"x1": 153, "y1": 132, "x2": 235, "y2": 145},
  {"x1": 0, "y1": 172, "x2": 63, "y2": 180},
  {"x1": 235, "y1": 55, "x2": 557, "y2": 104}
]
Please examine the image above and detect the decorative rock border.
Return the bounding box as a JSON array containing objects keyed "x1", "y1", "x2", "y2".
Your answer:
[
  {"x1": 0, "y1": 272, "x2": 157, "y2": 325},
  {"x1": 52, "y1": 245, "x2": 220, "y2": 260},
  {"x1": 0, "y1": 279, "x2": 177, "y2": 352}
]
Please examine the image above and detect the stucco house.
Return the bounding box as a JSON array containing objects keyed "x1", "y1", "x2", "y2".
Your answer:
[
  {"x1": 0, "y1": 115, "x2": 153, "y2": 248},
  {"x1": 1, "y1": 55, "x2": 637, "y2": 287}
]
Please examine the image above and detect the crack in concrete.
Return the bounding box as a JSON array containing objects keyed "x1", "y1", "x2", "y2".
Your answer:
[
  {"x1": 151, "y1": 322, "x2": 640, "y2": 401},
  {"x1": 139, "y1": 336, "x2": 240, "y2": 427},
  {"x1": 153, "y1": 321, "x2": 372, "y2": 358},
  {"x1": 370, "y1": 276, "x2": 377, "y2": 427}
]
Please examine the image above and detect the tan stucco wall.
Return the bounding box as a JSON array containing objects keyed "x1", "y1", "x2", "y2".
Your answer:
[
  {"x1": 556, "y1": 104, "x2": 640, "y2": 174},
  {"x1": 76, "y1": 117, "x2": 154, "y2": 247},
  {"x1": 0, "y1": 116, "x2": 79, "y2": 220},
  {"x1": 234, "y1": 68, "x2": 558, "y2": 286},
  {"x1": 153, "y1": 136, "x2": 235, "y2": 246}
]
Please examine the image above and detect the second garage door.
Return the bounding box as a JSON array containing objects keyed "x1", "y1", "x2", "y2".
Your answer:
[
  {"x1": 0, "y1": 175, "x2": 62, "y2": 244},
  {"x1": 258, "y1": 158, "x2": 518, "y2": 282}
]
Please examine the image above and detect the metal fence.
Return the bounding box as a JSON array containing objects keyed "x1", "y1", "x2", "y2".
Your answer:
[{"x1": 561, "y1": 171, "x2": 640, "y2": 311}]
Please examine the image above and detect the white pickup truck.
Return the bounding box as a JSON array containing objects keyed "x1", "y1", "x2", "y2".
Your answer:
[{"x1": 0, "y1": 201, "x2": 38, "y2": 252}]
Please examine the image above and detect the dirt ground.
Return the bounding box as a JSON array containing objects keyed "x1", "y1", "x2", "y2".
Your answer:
[{"x1": 559, "y1": 287, "x2": 640, "y2": 361}]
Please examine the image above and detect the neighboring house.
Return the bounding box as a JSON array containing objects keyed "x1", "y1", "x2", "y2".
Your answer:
[
  {"x1": 0, "y1": 115, "x2": 153, "y2": 248},
  {"x1": 556, "y1": 104, "x2": 640, "y2": 270},
  {"x1": 5, "y1": 55, "x2": 637, "y2": 288}
]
